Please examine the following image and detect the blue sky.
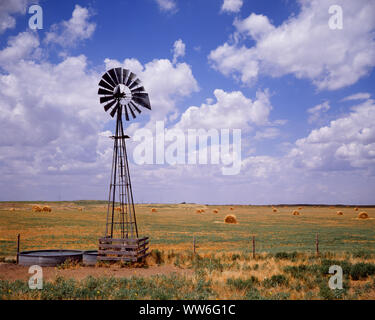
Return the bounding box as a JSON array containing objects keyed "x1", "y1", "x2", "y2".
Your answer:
[{"x1": 0, "y1": 0, "x2": 374, "y2": 204}]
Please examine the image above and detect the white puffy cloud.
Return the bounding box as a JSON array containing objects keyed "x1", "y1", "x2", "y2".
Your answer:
[
  {"x1": 0, "y1": 0, "x2": 36, "y2": 33},
  {"x1": 210, "y1": 0, "x2": 375, "y2": 90},
  {"x1": 175, "y1": 89, "x2": 272, "y2": 130},
  {"x1": 154, "y1": 0, "x2": 177, "y2": 13},
  {"x1": 221, "y1": 0, "x2": 243, "y2": 13},
  {"x1": 289, "y1": 98, "x2": 375, "y2": 171},
  {"x1": 254, "y1": 127, "x2": 280, "y2": 140},
  {"x1": 172, "y1": 39, "x2": 186, "y2": 64},
  {"x1": 342, "y1": 92, "x2": 371, "y2": 102},
  {"x1": 0, "y1": 31, "x2": 40, "y2": 66},
  {"x1": 307, "y1": 101, "x2": 330, "y2": 124},
  {"x1": 44, "y1": 5, "x2": 96, "y2": 47},
  {"x1": 104, "y1": 57, "x2": 199, "y2": 122}
]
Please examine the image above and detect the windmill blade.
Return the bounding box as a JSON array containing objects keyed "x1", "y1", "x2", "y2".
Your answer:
[
  {"x1": 104, "y1": 99, "x2": 116, "y2": 112},
  {"x1": 110, "y1": 102, "x2": 120, "y2": 118},
  {"x1": 114, "y1": 68, "x2": 122, "y2": 84},
  {"x1": 132, "y1": 95, "x2": 151, "y2": 110},
  {"x1": 128, "y1": 104, "x2": 136, "y2": 119},
  {"x1": 131, "y1": 86, "x2": 145, "y2": 94},
  {"x1": 132, "y1": 92, "x2": 149, "y2": 99},
  {"x1": 98, "y1": 88, "x2": 113, "y2": 96},
  {"x1": 129, "y1": 79, "x2": 141, "y2": 90},
  {"x1": 125, "y1": 72, "x2": 137, "y2": 87},
  {"x1": 100, "y1": 95, "x2": 115, "y2": 104},
  {"x1": 108, "y1": 69, "x2": 119, "y2": 86},
  {"x1": 124, "y1": 105, "x2": 130, "y2": 121},
  {"x1": 99, "y1": 79, "x2": 114, "y2": 91},
  {"x1": 129, "y1": 101, "x2": 141, "y2": 114},
  {"x1": 122, "y1": 69, "x2": 130, "y2": 85},
  {"x1": 102, "y1": 73, "x2": 116, "y2": 88}
]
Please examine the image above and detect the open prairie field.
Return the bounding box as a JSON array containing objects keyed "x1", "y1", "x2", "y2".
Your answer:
[
  {"x1": 1, "y1": 202, "x2": 375, "y2": 300},
  {"x1": 0, "y1": 202, "x2": 374, "y2": 257}
]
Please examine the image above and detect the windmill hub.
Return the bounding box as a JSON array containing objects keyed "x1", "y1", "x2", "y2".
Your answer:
[
  {"x1": 97, "y1": 68, "x2": 151, "y2": 263},
  {"x1": 115, "y1": 84, "x2": 132, "y2": 105}
]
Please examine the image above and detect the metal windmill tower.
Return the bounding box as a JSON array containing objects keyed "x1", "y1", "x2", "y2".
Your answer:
[{"x1": 97, "y1": 67, "x2": 150, "y2": 262}]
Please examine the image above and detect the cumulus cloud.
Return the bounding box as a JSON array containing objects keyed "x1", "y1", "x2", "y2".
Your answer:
[
  {"x1": 172, "y1": 39, "x2": 186, "y2": 64},
  {"x1": 307, "y1": 101, "x2": 330, "y2": 124},
  {"x1": 175, "y1": 89, "x2": 272, "y2": 130},
  {"x1": 209, "y1": 0, "x2": 375, "y2": 90},
  {"x1": 0, "y1": 0, "x2": 36, "y2": 33},
  {"x1": 221, "y1": 0, "x2": 243, "y2": 13},
  {"x1": 289, "y1": 98, "x2": 375, "y2": 172},
  {"x1": 342, "y1": 92, "x2": 371, "y2": 102},
  {"x1": 254, "y1": 127, "x2": 280, "y2": 140},
  {"x1": 154, "y1": 0, "x2": 177, "y2": 13},
  {"x1": 0, "y1": 31, "x2": 40, "y2": 66},
  {"x1": 44, "y1": 5, "x2": 96, "y2": 47}
]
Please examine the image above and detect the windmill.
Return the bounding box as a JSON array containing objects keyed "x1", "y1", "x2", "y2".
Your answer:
[{"x1": 97, "y1": 67, "x2": 150, "y2": 262}]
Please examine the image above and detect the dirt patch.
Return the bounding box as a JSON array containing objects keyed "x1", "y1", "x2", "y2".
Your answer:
[{"x1": 0, "y1": 262, "x2": 193, "y2": 282}]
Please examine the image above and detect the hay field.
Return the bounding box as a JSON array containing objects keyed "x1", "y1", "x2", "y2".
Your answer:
[{"x1": 0, "y1": 202, "x2": 374, "y2": 258}]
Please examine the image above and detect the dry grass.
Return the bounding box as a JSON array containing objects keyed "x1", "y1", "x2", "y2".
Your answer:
[
  {"x1": 358, "y1": 212, "x2": 369, "y2": 219},
  {"x1": 224, "y1": 214, "x2": 237, "y2": 224}
]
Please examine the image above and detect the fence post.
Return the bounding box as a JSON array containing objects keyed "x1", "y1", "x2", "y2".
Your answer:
[
  {"x1": 16, "y1": 234, "x2": 20, "y2": 264},
  {"x1": 252, "y1": 235, "x2": 255, "y2": 259},
  {"x1": 193, "y1": 236, "x2": 196, "y2": 255},
  {"x1": 316, "y1": 233, "x2": 319, "y2": 257}
]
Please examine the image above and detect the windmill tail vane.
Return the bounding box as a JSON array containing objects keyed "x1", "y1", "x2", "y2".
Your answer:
[{"x1": 97, "y1": 67, "x2": 151, "y2": 263}]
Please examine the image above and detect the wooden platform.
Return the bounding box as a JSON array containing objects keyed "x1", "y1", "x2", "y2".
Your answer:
[{"x1": 98, "y1": 237, "x2": 149, "y2": 262}]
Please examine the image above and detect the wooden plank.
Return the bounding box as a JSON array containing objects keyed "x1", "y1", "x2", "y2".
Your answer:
[
  {"x1": 98, "y1": 241, "x2": 149, "y2": 250},
  {"x1": 97, "y1": 256, "x2": 137, "y2": 262},
  {"x1": 99, "y1": 237, "x2": 148, "y2": 244},
  {"x1": 98, "y1": 248, "x2": 148, "y2": 256}
]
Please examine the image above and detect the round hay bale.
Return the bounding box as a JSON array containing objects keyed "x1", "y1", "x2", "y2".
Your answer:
[
  {"x1": 196, "y1": 209, "x2": 202, "y2": 213},
  {"x1": 354, "y1": 207, "x2": 359, "y2": 211},
  {"x1": 298, "y1": 207, "x2": 303, "y2": 210},
  {"x1": 358, "y1": 212, "x2": 369, "y2": 219},
  {"x1": 151, "y1": 208, "x2": 157, "y2": 213},
  {"x1": 213, "y1": 209, "x2": 219, "y2": 213},
  {"x1": 200, "y1": 209, "x2": 205, "y2": 213},
  {"x1": 78, "y1": 207, "x2": 83, "y2": 212},
  {"x1": 224, "y1": 214, "x2": 237, "y2": 224},
  {"x1": 115, "y1": 207, "x2": 122, "y2": 212},
  {"x1": 42, "y1": 206, "x2": 51, "y2": 212},
  {"x1": 336, "y1": 211, "x2": 343, "y2": 216},
  {"x1": 32, "y1": 205, "x2": 42, "y2": 212},
  {"x1": 230, "y1": 207, "x2": 234, "y2": 211},
  {"x1": 292, "y1": 210, "x2": 300, "y2": 216},
  {"x1": 9, "y1": 208, "x2": 15, "y2": 212},
  {"x1": 272, "y1": 208, "x2": 278, "y2": 212}
]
